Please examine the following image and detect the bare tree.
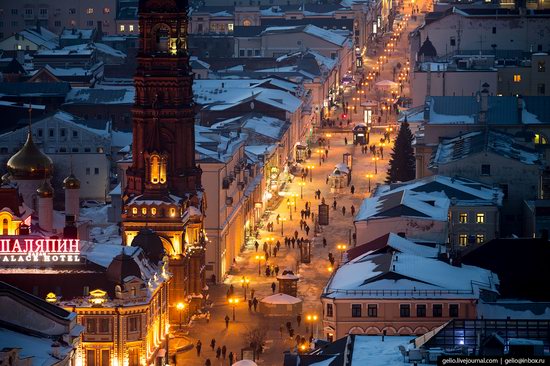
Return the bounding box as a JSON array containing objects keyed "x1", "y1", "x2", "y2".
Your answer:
[{"x1": 244, "y1": 324, "x2": 268, "y2": 359}]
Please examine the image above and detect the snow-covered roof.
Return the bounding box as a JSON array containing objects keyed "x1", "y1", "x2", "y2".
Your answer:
[
  {"x1": 261, "y1": 293, "x2": 302, "y2": 304},
  {"x1": 16, "y1": 27, "x2": 59, "y2": 50},
  {"x1": 350, "y1": 336, "x2": 415, "y2": 366},
  {"x1": 374, "y1": 175, "x2": 503, "y2": 207},
  {"x1": 355, "y1": 190, "x2": 450, "y2": 222},
  {"x1": 195, "y1": 125, "x2": 247, "y2": 163},
  {"x1": 260, "y1": 24, "x2": 347, "y2": 47},
  {"x1": 477, "y1": 301, "x2": 550, "y2": 320},
  {"x1": 242, "y1": 115, "x2": 289, "y2": 140},
  {"x1": 0, "y1": 328, "x2": 74, "y2": 366},
  {"x1": 432, "y1": 130, "x2": 542, "y2": 167},
  {"x1": 324, "y1": 251, "x2": 498, "y2": 299},
  {"x1": 60, "y1": 28, "x2": 94, "y2": 40},
  {"x1": 65, "y1": 87, "x2": 134, "y2": 105},
  {"x1": 349, "y1": 233, "x2": 441, "y2": 259}
]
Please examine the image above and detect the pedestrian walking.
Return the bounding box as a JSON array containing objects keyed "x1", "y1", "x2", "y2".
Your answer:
[
  {"x1": 351, "y1": 205, "x2": 356, "y2": 216},
  {"x1": 216, "y1": 347, "x2": 221, "y2": 359},
  {"x1": 254, "y1": 241, "x2": 259, "y2": 252},
  {"x1": 276, "y1": 214, "x2": 280, "y2": 224},
  {"x1": 344, "y1": 137, "x2": 348, "y2": 145},
  {"x1": 225, "y1": 315, "x2": 230, "y2": 329},
  {"x1": 248, "y1": 299, "x2": 253, "y2": 310},
  {"x1": 305, "y1": 225, "x2": 310, "y2": 236},
  {"x1": 311, "y1": 212, "x2": 315, "y2": 222},
  {"x1": 297, "y1": 314, "x2": 302, "y2": 327},
  {"x1": 253, "y1": 297, "x2": 258, "y2": 311},
  {"x1": 351, "y1": 185, "x2": 355, "y2": 194},
  {"x1": 205, "y1": 359, "x2": 211, "y2": 366},
  {"x1": 294, "y1": 230, "x2": 299, "y2": 239},
  {"x1": 323, "y1": 237, "x2": 327, "y2": 247},
  {"x1": 326, "y1": 176, "x2": 329, "y2": 185},
  {"x1": 342, "y1": 206, "x2": 346, "y2": 216},
  {"x1": 210, "y1": 338, "x2": 216, "y2": 351},
  {"x1": 222, "y1": 346, "x2": 227, "y2": 359},
  {"x1": 250, "y1": 288, "x2": 255, "y2": 299},
  {"x1": 265, "y1": 266, "x2": 271, "y2": 277},
  {"x1": 271, "y1": 282, "x2": 277, "y2": 293},
  {"x1": 196, "y1": 340, "x2": 202, "y2": 356},
  {"x1": 275, "y1": 264, "x2": 280, "y2": 276},
  {"x1": 333, "y1": 199, "x2": 337, "y2": 210},
  {"x1": 229, "y1": 352, "x2": 234, "y2": 365}
]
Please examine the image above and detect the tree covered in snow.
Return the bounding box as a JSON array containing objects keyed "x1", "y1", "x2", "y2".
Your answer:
[{"x1": 386, "y1": 120, "x2": 415, "y2": 184}]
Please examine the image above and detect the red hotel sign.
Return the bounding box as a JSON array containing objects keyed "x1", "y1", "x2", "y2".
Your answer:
[{"x1": 0, "y1": 238, "x2": 80, "y2": 263}]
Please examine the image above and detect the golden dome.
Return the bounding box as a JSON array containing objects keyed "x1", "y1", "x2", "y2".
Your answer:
[
  {"x1": 36, "y1": 180, "x2": 54, "y2": 198},
  {"x1": 63, "y1": 173, "x2": 80, "y2": 189},
  {"x1": 7, "y1": 130, "x2": 53, "y2": 180}
]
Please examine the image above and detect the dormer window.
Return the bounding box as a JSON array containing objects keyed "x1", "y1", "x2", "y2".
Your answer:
[
  {"x1": 149, "y1": 153, "x2": 167, "y2": 184},
  {"x1": 151, "y1": 207, "x2": 157, "y2": 216},
  {"x1": 132, "y1": 207, "x2": 138, "y2": 215},
  {"x1": 141, "y1": 207, "x2": 147, "y2": 215}
]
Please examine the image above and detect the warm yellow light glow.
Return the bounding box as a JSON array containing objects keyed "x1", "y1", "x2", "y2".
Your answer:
[
  {"x1": 255, "y1": 255, "x2": 265, "y2": 261},
  {"x1": 328, "y1": 266, "x2": 333, "y2": 272},
  {"x1": 176, "y1": 302, "x2": 185, "y2": 310},
  {"x1": 45, "y1": 292, "x2": 57, "y2": 303},
  {"x1": 337, "y1": 244, "x2": 347, "y2": 250}
]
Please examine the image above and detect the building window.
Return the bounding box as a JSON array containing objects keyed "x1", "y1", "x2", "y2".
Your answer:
[
  {"x1": 128, "y1": 317, "x2": 139, "y2": 333},
  {"x1": 449, "y1": 304, "x2": 459, "y2": 317},
  {"x1": 69, "y1": 8, "x2": 76, "y2": 14},
  {"x1": 129, "y1": 24, "x2": 134, "y2": 32},
  {"x1": 86, "y1": 8, "x2": 94, "y2": 14},
  {"x1": 492, "y1": 27, "x2": 496, "y2": 34},
  {"x1": 513, "y1": 74, "x2": 521, "y2": 83},
  {"x1": 367, "y1": 304, "x2": 377, "y2": 317},
  {"x1": 84, "y1": 147, "x2": 91, "y2": 152},
  {"x1": 93, "y1": 168, "x2": 99, "y2": 175},
  {"x1": 476, "y1": 234, "x2": 485, "y2": 244},
  {"x1": 476, "y1": 213, "x2": 485, "y2": 223},
  {"x1": 433, "y1": 304, "x2": 443, "y2": 317},
  {"x1": 534, "y1": 133, "x2": 547, "y2": 145},
  {"x1": 254, "y1": 49, "x2": 260, "y2": 56},
  {"x1": 197, "y1": 24, "x2": 203, "y2": 32},
  {"x1": 228, "y1": 23, "x2": 234, "y2": 31},
  {"x1": 326, "y1": 303, "x2": 333, "y2": 317},
  {"x1": 86, "y1": 168, "x2": 90, "y2": 175},
  {"x1": 243, "y1": 19, "x2": 252, "y2": 26},
  {"x1": 38, "y1": 129, "x2": 43, "y2": 137},
  {"x1": 399, "y1": 304, "x2": 410, "y2": 317},
  {"x1": 99, "y1": 319, "x2": 110, "y2": 333},
  {"x1": 538, "y1": 61, "x2": 546, "y2": 72},
  {"x1": 25, "y1": 8, "x2": 33, "y2": 15},
  {"x1": 132, "y1": 207, "x2": 137, "y2": 215},
  {"x1": 39, "y1": 8, "x2": 47, "y2": 15},
  {"x1": 128, "y1": 348, "x2": 139, "y2": 366},
  {"x1": 59, "y1": 147, "x2": 67, "y2": 153},
  {"x1": 351, "y1": 304, "x2": 362, "y2": 317},
  {"x1": 54, "y1": 20, "x2": 61, "y2": 27},
  {"x1": 72, "y1": 130, "x2": 78, "y2": 138},
  {"x1": 331, "y1": 53, "x2": 337, "y2": 59},
  {"x1": 72, "y1": 147, "x2": 79, "y2": 153},
  {"x1": 538, "y1": 83, "x2": 546, "y2": 95},
  {"x1": 459, "y1": 234, "x2": 468, "y2": 246},
  {"x1": 151, "y1": 207, "x2": 157, "y2": 215},
  {"x1": 247, "y1": 49, "x2": 253, "y2": 57},
  {"x1": 239, "y1": 49, "x2": 245, "y2": 57},
  {"x1": 450, "y1": 37, "x2": 456, "y2": 46},
  {"x1": 417, "y1": 304, "x2": 426, "y2": 317},
  {"x1": 459, "y1": 213, "x2": 468, "y2": 224},
  {"x1": 103, "y1": 7, "x2": 111, "y2": 14},
  {"x1": 141, "y1": 207, "x2": 147, "y2": 215},
  {"x1": 86, "y1": 318, "x2": 97, "y2": 333},
  {"x1": 120, "y1": 24, "x2": 125, "y2": 32},
  {"x1": 60, "y1": 128, "x2": 66, "y2": 137},
  {"x1": 87, "y1": 20, "x2": 94, "y2": 26},
  {"x1": 481, "y1": 164, "x2": 490, "y2": 175}
]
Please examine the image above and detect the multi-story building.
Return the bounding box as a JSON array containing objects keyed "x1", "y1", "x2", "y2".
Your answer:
[
  {"x1": 321, "y1": 250, "x2": 499, "y2": 339},
  {"x1": 0, "y1": 0, "x2": 117, "y2": 40},
  {"x1": 373, "y1": 175, "x2": 503, "y2": 251}
]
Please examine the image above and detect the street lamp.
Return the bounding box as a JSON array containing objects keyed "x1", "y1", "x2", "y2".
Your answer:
[
  {"x1": 240, "y1": 276, "x2": 250, "y2": 300},
  {"x1": 228, "y1": 297, "x2": 239, "y2": 321},
  {"x1": 307, "y1": 165, "x2": 315, "y2": 182},
  {"x1": 328, "y1": 266, "x2": 333, "y2": 273},
  {"x1": 372, "y1": 156, "x2": 379, "y2": 174},
  {"x1": 306, "y1": 314, "x2": 319, "y2": 339},
  {"x1": 316, "y1": 148, "x2": 323, "y2": 165},
  {"x1": 337, "y1": 244, "x2": 347, "y2": 261},
  {"x1": 298, "y1": 181, "x2": 306, "y2": 199},
  {"x1": 292, "y1": 193, "x2": 298, "y2": 212},
  {"x1": 267, "y1": 236, "x2": 274, "y2": 254},
  {"x1": 255, "y1": 254, "x2": 265, "y2": 275},
  {"x1": 287, "y1": 199, "x2": 294, "y2": 220},
  {"x1": 280, "y1": 217, "x2": 286, "y2": 236},
  {"x1": 176, "y1": 302, "x2": 185, "y2": 330},
  {"x1": 366, "y1": 173, "x2": 374, "y2": 193}
]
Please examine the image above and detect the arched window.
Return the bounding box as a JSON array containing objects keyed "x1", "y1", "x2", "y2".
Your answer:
[
  {"x1": 132, "y1": 207, "x2": 138, "y2": 215},
  {"x1": 141, "y1": 207, "x2": 147, "y2": 215},
  {"x1": 153, "y1": 24, "x2": 170, "y2": 53},
  {"x1": 151, "y1": 207, "x2": 157, "y2": 216},
  {"x1": 149, "y1": 154, "x2": 167, "y2": 184},
  {"x1": 534, "y1": 133, "x2": 547, "y2": 145},
  {"x1": 2, "y1": 219, "x2": 8, "y2": 235},
  {"x1": 242, "y1": 19, "x2": 252, "y2": 26}
]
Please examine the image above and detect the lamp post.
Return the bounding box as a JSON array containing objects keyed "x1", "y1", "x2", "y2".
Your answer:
[
  {"x1": 280, "y1": 217, "x2": 286, "y2": 236},
  {"x1": 255, "y1": 254, "x2": 265, "y2": 275},
  {"x1": 366, "y1": 173, "x2": 374, "y2": 193},
  {"x1": 228, "y1": 297, "x2": 239, "y2": 321},
  {"x1": 240, "y1": 276, "x2": 250, "y2": 300},
  {"x1": 267, "y1": 236, "x2": 274, "y2": 254},
  {"x1": 176, "y1": 302, "x2": 185, "y2": 330},
  {"x1": 287, "y1": 199, "x2": 294, "y2": 220},
  {"x1": 316, "y1": 149, "x2": 323, "y2": 165},
  {"x1": 307, "y1": 165, "x2": 315, "y2": 182},
  {"x1": 378, "y1": 142, "x2": 385, "y2": 160},
  {"x1": 298, "y1": 181, "x2": 306, "y2": 199},
  {"x1": 372, "y1": 156, "x2": 379, "y2": 174},
  {"x1": 306, "y1": 314, "x2": 319, "y2": 340},
  {"x1": 337, "y1": 244, "x2": 347, "y2": 261}
]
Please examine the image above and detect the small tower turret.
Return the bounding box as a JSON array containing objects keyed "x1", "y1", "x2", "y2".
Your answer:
[{"x1": 36, "y1": 180, "x2": 53, "y2": 232}]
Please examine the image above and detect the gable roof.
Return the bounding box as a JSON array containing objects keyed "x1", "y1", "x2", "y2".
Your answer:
[
  {"x1": 16, "y1": 27, "x2": 59, "y2": 50},
  {"x1": 260, "y1": 24, "x2": 347, "y2": 46},
  {"x1": 348, "y1": 233, "x2": 440, "y2": 261},
  {"x1": 431, "y1": 130, "x2": 542, "y2": 167},
  {"x1": 355, "y1": 190, "x2": 450, "y2": 222}
]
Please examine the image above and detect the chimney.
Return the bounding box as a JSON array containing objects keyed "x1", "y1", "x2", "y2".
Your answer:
[{"x1": 479, "y1": 83, "x2": 489, "y2": 124}]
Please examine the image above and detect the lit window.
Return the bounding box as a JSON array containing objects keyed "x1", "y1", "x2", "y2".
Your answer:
[
  {"x1": 103, "y1": 7, "x2": 111, "y2": 14},
  {"x1": 476, "y1": 234, "x2": 485, "y2": 244},
  {"x1": 513, "y1": 74, "x2": 521, "y2": 83},
  {"x1": 86, "y1": 8, "x2": 94, "y2": 14},
  {"x1": 228, "y1": 23, "x2": 234, "y2": 31},
  {"x1": 120, "y1": 24, "x2": 125, "y2": 32},
  {"x1": 141, "y1": 207, "x2": 147, "y2": 215},
  {"x1": 534, "y1": 133, "x2": 547, "y2": 145},
  {"x1": 459, "y1": 234, "x2": 468, "y2": 246},
  {"x1": 151, "y1": 207, "x2": 157, "y2": 215},
  {"x1": 476, "y1": 213, "x2": 485, "y2": 224},
  {"x1": 170, "y1": 207, "x2": 176, "y2": 217},
  {"x1": 17, "y1": 44, "x2": 21, "y2": 50},
  {"x1": 459, "y1": 213, "x2": 468, "y2": 224},
  {"x1": 538, "y1": 61, "x2": 546, "y2": 72},
  {"x1": 243, "y1": 19, "x2": 252, "y2": 26},
  {"x1": 132, "y1": 207, "x2": 137, "y2": 215},
  {"x1": 129, "y1": 24, "x2": 134, "y2": 32}
]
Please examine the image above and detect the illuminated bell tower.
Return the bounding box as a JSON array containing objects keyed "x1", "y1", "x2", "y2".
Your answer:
[{"x1": 122, "y1": 0, "x2": 206, "y2": 323}]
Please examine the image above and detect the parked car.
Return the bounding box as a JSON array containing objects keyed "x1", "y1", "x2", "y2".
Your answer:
[{"x1": 80, "y1": 200, "x2": 104, "y2": 208}]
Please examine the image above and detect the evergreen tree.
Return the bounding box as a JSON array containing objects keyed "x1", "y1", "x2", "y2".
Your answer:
[{"x1": 386, "y1": 120, "x2": 415, "y2": 183}]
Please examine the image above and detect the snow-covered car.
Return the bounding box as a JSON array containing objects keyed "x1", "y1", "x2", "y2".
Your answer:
[{"x1": 80, "y1": 200, "x2": 104, "y2": 208}]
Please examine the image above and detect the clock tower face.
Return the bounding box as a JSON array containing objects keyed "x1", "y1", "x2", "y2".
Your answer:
[{"x1": 126, "y1": 0, "x2": 201, "y2": 198}]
